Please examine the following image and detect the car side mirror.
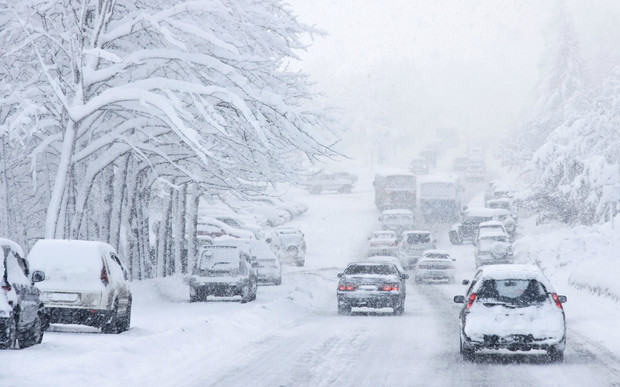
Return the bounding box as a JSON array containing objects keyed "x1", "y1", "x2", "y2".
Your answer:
[
  {"x1": 401, "y1": 274, "x2": 409, "y2": 280},
  {"x1": 462, "y1": 279, "x2": 470, "y2": 285},
  {"x1": 557, "y1": 295, "x2": 567, "y2": 303},
  {"x1": 31, "y1": 270, "x2": 45, "y2": 283},
  {"x1": 453, "y1": 295, "x2": 465, "y2": 304},
  {"x1": 337, "y1": 273, "x2": 343, "y2": 278}
]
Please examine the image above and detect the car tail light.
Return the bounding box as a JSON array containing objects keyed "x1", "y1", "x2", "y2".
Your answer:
[
  {"x1": 551, "y1": 293, "x2": 563, "y2": 309},
  {"x1": 466, "y1": 293, "x2": 476, "y2": 309},
  {"x1": 338, "y1": 284, "x2": 356, "y2": 291},
  {"x1": 100, "y1": 259, "x2": 109, "y2": 286},
  {"x1": 381, "y1": 284, "x2": 399, "y2": 291}
]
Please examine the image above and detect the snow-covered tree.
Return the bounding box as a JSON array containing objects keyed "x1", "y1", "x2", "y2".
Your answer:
[{"x1": 0, "y1": 0, "x2": 337, "y2": 277}]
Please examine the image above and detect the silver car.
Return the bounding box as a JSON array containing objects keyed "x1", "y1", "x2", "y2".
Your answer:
[
  {"x1": 397, "y1": 230, "x2": 436, "y2": 269},
  {"x1": 454, "y1": 265, "x2": 567, "y2": 362}
]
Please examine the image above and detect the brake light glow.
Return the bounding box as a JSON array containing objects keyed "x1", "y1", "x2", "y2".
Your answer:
[
  {"x1": 381, "y1": 284, "x2": 399, "y2": 291},
  {"x1": 552, "y1": 293, "x2": 563, "y2": 309},
  {"x1": 466, "y1": 293, "x2": 476, "y2": 309},
  {"x1": 339, "y1": 284, "x2": 355, "y2": 291}
]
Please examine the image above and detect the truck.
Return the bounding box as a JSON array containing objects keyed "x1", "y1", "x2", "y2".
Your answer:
[
  {"x1": 418, "y1": 174, "x2": 463, "y2": 223},
  {"x1": 373, "y1": 171, "x2": 417, "y2": 211}
]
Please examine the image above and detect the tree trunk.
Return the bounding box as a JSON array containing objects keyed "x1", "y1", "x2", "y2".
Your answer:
[{"x1": 186, "y1": 184, "x2": 200, "y2": 274}]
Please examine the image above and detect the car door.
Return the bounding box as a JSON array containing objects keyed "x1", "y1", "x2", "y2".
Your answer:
[
  {"x1": 108, "y1": 253, "x2": 131, "y2": 312},
  {"x1": 5, "y1": 250, "x2": 38, "y2": 329}
]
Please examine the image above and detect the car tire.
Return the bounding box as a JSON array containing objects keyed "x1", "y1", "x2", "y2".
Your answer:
[
  {"x1": 337, "y1": 302, "x2": 351, "y2": 315},
  {"x1": 0, "y1": 315, "x2": 17, "y2": 349},
  {"x1": 18, "y1": 315, "x2": 43, "y2": 348},
  {"x1": 117, "y1": 299, "x2": 132, "y2": 333},
  {"x1": 460, "y1": 338, "x2": 475, "y2": 362},
  {"x1": 393, "y1": 300, "x2": 405, "y2": 315},
  {"x1": 101, "y1": 303, "x2": 120, "y2": 334},
  {"x1": 547, "y1": 347, "x2": 564, "y2": 363},
  {"x1": 274, "y1": 277, "x2": 282, "y2": 286},
  {"x1": 240, "y1": 283, "x2": 251, "y2": 303}
]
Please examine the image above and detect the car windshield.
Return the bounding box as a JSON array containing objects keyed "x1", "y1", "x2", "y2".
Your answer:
[
  {"x1": 477, "y1": 279, "x2": 548, "y2": 305},
  {"x1": 405, "y1": 233, "x2": 431, "y2": 244},
  {"x1": 344, "y1": 264, "x2": 397, "y2": 275},
  {"x1": 199, "y1": 247, "x2": 239, "y2": 272},
  {"x1": 384, "y1": 176, "x2": 415, "y2": 188}
]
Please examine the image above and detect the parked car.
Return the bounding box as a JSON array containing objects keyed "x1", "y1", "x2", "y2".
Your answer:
[
  {"x1": 28, "y1": 239, "x2": 132, "y2": 334},
  {"x1": 367, "y1": 230, "x2": 398, "y2": 256},
  {"x1": 303, "y1": 172, "x2": 355, "y2": 194},
  {"x1": 414, "y1": 250, "x2": 455, "y2": 284},
  {"x1": 397, "y1": 230, "x2": 436, "y2": 269},
  {"x1": 337, "y1": 261, "x2": 408, "y2": 315},
  {"x1": 454, "y1": 264, "x2": 567, "y2": 362},
  {"x1": 449, "y1": 207, "x2": 516, "y2": 245},
  {"x1": 216, "y1": 237, "x2": 281, "y2": 285},
  {"x1": 189, "y1": 245, "x2": 257, "y2": 302},
  {"x1": 379, "y1": 209, "x2": 415, "y2": 236},
  {"x1": 0, "y1": 238, "x2": 46, "y2": 349},
  {"x1": 229, "y1": 200, "x2": 291, "y2": 227},
  {"x1": 408, "y1": 157, "x2": 429, "y2": 175},
  {"x1": 264, "y1": 227, "x2": 306, "y2": 266},
  {"x1": 474, "y1": 232, "x2": 514, "y2": 268},
  {"x1": 196, "y1": 217, "x2": 256, "y2": 239}
]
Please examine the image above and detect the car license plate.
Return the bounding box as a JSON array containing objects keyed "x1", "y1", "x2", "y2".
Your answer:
[
  {"x1": 359, "y1": 285, "x2": 376, "y2": 291},
  {"x1": 48, "y1": 292, "x2": 80, "y2": 302}
]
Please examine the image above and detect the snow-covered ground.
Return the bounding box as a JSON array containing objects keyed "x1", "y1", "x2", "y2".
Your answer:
[{"x1": 1, "y1": 168, "x2": 620, "y2": 386}]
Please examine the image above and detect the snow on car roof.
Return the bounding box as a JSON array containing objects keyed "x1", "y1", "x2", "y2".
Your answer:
[
  {"x1": 421, "y1": 249, "x2": 450, "y2": 256},
  {"x1": 479, "y1": 220, "x2": 505, "y2": 227},
  {"x1": 478, "y1": 230, "x2": 509, "y2": 238},
  {"x1": 0, "y1": 238, "x2": 25, "y2": 257},
  {"x1": 475, "y1": 264, "x2": 554, "y2": 289},
  {"x1": 417, "y1": 173, "x2": 461, "y2": 184},
  {"x1": 487, "y1": 198, "x2": 511, "y2": 204},
  {"x1": 401, "y1": 230, "x2": 431, "y2": 235}
]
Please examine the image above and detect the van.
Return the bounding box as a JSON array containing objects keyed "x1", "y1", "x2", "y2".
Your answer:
[
  {"x1": 373, "y1": 172, "x2": 416, "y2": 210},
  {"x1": 28, "y1": 239, "x2": 132, "y2": 333}
]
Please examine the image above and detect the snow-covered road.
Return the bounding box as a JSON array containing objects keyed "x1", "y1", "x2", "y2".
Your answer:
[{"x1": 2, "y1": 173, "x2": 620, "y2": 387}]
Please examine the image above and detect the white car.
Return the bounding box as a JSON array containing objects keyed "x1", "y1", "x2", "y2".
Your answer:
[
  {"x1": 264, "y1": 227, "x2": 306, "y2": 266},
  {"x1": 379, "y1": 209, "x2": 415, "y2": 236},
  {"x1": 474, "y1": 232, "x2": 514, "y2": 268},
  {"x1": 414, "y1": 250, "x2": 455, "y2": 283},
  {"x1": 454, "y1": 265, "x2": 567, "y2": 362},
  {"x1": 367, "y1": 231, "x2": 398, "y2": 256},
  {"x1": 197, "y1": 217, "x2": 256, "y2": 239},
  {"x1": 476, "y1": 221, "x2": 510, "y2": 241},
  {"x1": 397, "y1": 230, "x2": 436, "y2": 269},
  {"x1": 28, "y1": 240, "x2": 132, "y2": 334}
]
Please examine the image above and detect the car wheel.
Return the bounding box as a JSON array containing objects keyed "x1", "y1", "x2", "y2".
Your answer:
[
  {"x1": 547, "y1": 346, "x2": 564, "y2": 363},
  {"x1": 240, "y1": 283, "x2": 251, "y2": 303},
  {"x1": 337, "y1": 302, "x2": 351, "y2": 315},
  {"x1": 274, "y1": 277, "x2": 282, "y2": 286},
  {"x1": 338, "y1": 185, "x2": 352, "y2": 194},
  {"x1": 18, "y1": 315, "x2": 43, "y2": 348},
  {"x1": 117, "y1": 299, "x2": 132, "y2": 333},
  {"x1": 394, "y1": 300, "x2": 405, "y2": 315},
  {"x1": 189, "y1": 292, "x2": 200, "y2": 303},
  {"x1": 0, "y1": 315, "x2": 17, "y2": 349},
  {"x1": 101, "y1": 303, "x2": 120, "y2": 334},
  {"x1": 460, "y1": 338, "x2": 475, "y2": 362}
]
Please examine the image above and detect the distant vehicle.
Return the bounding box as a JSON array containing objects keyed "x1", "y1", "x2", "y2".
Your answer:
[
  {"x1": 303, "y1": 172, "x2": 355, "y2": 194},
  {"x1": 379, "y1": 209, "x2": 415, "y2": 237},
  {"x1": 189, "y1": 245, "x2": 257, "y2": 303},
  {"x1": 373, "y1": 172, "x2": 417, "y2": 210},
  {"x1": 476, "y1": 220, "x2": 510, "y2": 242},
  {"x1": 367, "y1": 231, "x2": 398, "y2": 256},
  {"x1": 408, "y1": 157, "x2": 429, "y2": 175},
  {"x1": 0, "y1": 238, "x2": 46, "y2": 349},
  {"x1": 264, "y1": 227, "x2": 306, "y2": 266},
  {"x1": 197, "y1": 217, "x2": 256, "y2": 239},
  {"x1": 28, "y1": 239, "x2": 132, "y2": 334},
  {"x1": 474, "y1": 232, "x2": 513, "y2": 268},
  {"x1": 414, "y1": 250, "x2": 455, "y2": 284},
  {"x1": 397, "y1": 230, "x2": 436, "y2": 269},
  {"x1": 449, "y1": 207, "x2": 515, "y2": 245},
  {"x1": 217, "y1": 238, "x2": 281, "y2": 285},
  {"x1": 452, "y1": 157, "x2": 470, "y2": 171},
  {"x1": 420, "y1": 149, "x2": 438, "y2": 167},
  {"x1": 465, "y1": 161, "x2": 485, "y2": 180},
  {"x1": 418, "y1": 174, "x2": 463, "y2": 223},
  {"x1": 337, "y1": 262, "x2": 408, "y2": 315},
  {"x1": 484, "y1": 184, "x2": 513, "y2": 205},
  {"x1": 454, "y1": 265, "x2": 567, "y2": 362}
]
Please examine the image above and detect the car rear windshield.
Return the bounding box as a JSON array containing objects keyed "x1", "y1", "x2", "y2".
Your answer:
[
  {"x1": 477, "y1": 279, "x2": 548, "y2": 305},
  {"x1": 405, "y1": 233, "x2": 431, "y2": 244},
  {"x1": 384, "y1": 176, "x2": 415, "y2": 188},
  {"x1": 199, "y1": 247, "x2": 240, "y2": 272},
  {"x1": 345, "y1": 264, "x2": 397, "y2": 275}
]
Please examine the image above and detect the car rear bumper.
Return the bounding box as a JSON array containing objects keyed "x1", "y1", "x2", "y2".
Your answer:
[
  {"x1": 415, "y1": 269, "x2": 454, "y2": 281},
  {"x1": 190, "y1": 283, "x2": 245, "y2": 297},
  {"x1": 463, "y1": 332, "x2": 566, "y2": 352},
  {"x1": 44, "y1": 307, "x2": 113, "y2": 327},
  {"x1": 338, "y1": 292, "x2": 401, "y2": 308}
]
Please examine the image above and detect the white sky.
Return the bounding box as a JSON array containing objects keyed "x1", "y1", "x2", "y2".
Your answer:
[{"x1": 287, "y1": 0, "x2": 620, "y2": 163}]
